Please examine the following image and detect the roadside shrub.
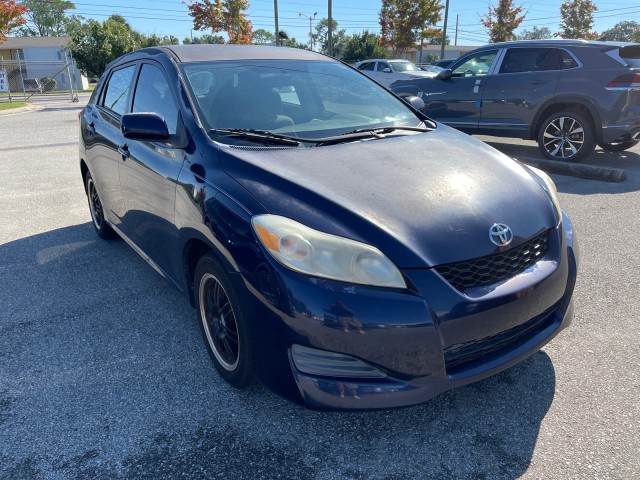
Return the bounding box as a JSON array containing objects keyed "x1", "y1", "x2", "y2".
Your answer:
[{"x1": 40, "y1": 77, "x2": 57, "y2": 92}]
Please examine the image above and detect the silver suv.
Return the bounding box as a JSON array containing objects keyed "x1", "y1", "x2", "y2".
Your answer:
[{"x1": 391, "y1": 40, "x2": 640, "y2": 162}]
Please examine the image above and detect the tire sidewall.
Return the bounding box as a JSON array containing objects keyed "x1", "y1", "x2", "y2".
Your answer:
[
  {"x1": 194, "y1": 254, "x2": 256, "y2": 388},
  {"x1": 537, "y1": 110, "x2": 595, "y2": 162}
]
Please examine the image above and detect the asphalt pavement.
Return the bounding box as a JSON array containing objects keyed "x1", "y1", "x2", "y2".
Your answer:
[{"x1": 0, "y1": 95, "x2": 638, "y2": 479}]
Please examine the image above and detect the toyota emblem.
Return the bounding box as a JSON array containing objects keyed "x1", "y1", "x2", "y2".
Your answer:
[{"x1": 489, "y1": 223, "x2": 513, "y2": 246}]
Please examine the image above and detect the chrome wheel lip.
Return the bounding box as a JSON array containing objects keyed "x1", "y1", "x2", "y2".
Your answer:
[
  {"x1": 87, "y1": 177, "x2": 104, "y2": 230},
  {"x1": 542, "y1": 116, "x2": 585, "y2": 160},
  {"x1": 199, "y1": 272, "x2": 240, "y2": 371}
]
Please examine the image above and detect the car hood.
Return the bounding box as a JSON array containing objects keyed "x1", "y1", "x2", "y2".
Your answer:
[{"x1": 220, "y1": 125, "x2": 557, "y2": 268}]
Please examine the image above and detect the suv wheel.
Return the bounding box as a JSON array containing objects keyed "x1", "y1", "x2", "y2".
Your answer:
[
  {"x1": 598, "y1": 140, "x2": 639, "y2": 152},
  {"x1": 537, "y1": 111, "x2": 595, "y2": 162}
]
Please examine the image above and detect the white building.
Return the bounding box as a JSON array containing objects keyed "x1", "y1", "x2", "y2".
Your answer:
[{"x1": 0, "y1": 36, "x2": 88, "y2": 92}]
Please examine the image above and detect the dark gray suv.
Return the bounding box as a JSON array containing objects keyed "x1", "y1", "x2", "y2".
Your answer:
[{"x1": 390, "y1": 40, "x2": 640, "y2": 162}]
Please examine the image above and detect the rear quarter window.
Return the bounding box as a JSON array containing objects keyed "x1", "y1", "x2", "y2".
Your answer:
[{"x1": 559, "y1": 49, "x2": 580, "y2": 69}]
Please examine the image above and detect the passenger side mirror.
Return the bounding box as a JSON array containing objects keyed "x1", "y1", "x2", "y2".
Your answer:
[
  {"x1": 436, "y1": 68, "x2": 452, "y2": 80},
  {"x1": 121, "y1": 113, "x2": 170, "y2": 141},
  {"x1": 406, "y1": 95, "x2": 425, "y2": 111}
]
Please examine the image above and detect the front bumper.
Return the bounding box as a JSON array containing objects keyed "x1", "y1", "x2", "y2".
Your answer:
[{"x1": 241, "y1": 213, "x2": 577, "y2": 410}]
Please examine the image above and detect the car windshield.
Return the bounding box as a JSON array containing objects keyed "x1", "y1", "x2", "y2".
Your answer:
[
  {"x1": 181, "y1": 60, "x2": 422, "y2": 142},
  {"x1": 390, "y1": 61, "x2": 420, "y2": 72}
]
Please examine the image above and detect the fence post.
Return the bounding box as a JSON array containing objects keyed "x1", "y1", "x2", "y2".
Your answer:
[
  {"x1": 64, "y1": 50, "x2": 77, "y2": 102},
  {"x1": 18, "y1": 57, "x2": 27, "y2": 100}
]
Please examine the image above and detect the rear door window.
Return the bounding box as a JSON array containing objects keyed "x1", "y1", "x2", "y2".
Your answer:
[
  {"x1": 102, "y1": 65, "x2": 136, "y2": 116},
  {"x1": 358, "y1": 62, "x2": 376, "y2": 71},
  {"x1": 499, "y1": 48, "x2": 560, "y2": 74}
]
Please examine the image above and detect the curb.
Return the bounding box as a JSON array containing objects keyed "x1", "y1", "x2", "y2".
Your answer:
[
  {"x1": 0, "y1": 103, "x2": 44, "y2": 116},
  {"x1": 518, "y1": 156, "x2": 627, "y2": 183}
]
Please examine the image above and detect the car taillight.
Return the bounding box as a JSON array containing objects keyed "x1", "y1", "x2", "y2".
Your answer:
[{"x1": 607, "y1": 73, "x2": 640, "y2": 89}]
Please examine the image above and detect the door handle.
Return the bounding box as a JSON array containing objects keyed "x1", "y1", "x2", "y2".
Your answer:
[
  {"x1": 118, "y1": 144, "x2": 130, "y2": 160},
  {"x1": 86, "y1": 121, "x2": 95, "y2": 136}
]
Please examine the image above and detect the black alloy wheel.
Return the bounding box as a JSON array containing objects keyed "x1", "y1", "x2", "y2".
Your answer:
[
  {"x1": 86, "y1": 173, "x2": 116, "y2": 239},
  {"x1": 598, "y1": 140, "x2": 639, "y2": 152},
  {"x1": 537, "y1": 111, "x2": 595, "y2": 162},
  {"x1": 195, "y1": 254, "x2": 256, "y2": 387}
]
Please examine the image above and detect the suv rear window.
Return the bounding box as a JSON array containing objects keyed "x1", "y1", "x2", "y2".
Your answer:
[{"x1": 500, "y1": 48, "x2": 560, "y2": 73}]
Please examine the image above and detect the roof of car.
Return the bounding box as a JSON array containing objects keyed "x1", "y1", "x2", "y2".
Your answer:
[
  {"x1": 474, "y1": 39, "x2": 637, "y2": 49},
  {"x1": 156, "y1": 45, "x2": 333, "y2": 63}
]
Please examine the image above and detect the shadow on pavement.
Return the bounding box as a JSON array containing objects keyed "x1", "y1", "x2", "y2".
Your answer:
[{"x1": 0, "y1": 223, "x2": 557, "y2": 479}]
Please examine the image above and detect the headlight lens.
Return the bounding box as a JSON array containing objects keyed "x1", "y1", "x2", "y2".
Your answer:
[
  {"x1": 252, "y1": 215, "x2": 406, "y2": 289},
  {"x1": 526, "y1": 166, "x2": 562, "y2": 225}
]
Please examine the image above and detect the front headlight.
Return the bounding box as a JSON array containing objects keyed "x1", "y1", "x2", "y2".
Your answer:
[
  {"x1": 252, "y1": 215, "x2": 406, "y2": 289},
  {"x1": 526, "y1": 166, "x2": 562, "y2": 225}
]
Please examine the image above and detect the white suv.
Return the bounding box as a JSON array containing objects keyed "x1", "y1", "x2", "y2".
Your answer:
[{"x1": 353, "y1": 59, "x2": 438, "y2": 87}]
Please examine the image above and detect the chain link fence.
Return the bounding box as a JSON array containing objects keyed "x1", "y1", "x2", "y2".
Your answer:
[{"x1": 0, "y1": 55, "x2": 82, "y2": 103}]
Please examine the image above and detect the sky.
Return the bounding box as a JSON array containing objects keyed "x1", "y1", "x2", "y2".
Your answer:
[{"x1": 59, "y1": 0, "x2": 640, "y2": 47}]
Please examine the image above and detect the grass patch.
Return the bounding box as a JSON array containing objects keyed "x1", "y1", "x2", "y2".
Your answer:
[{"x1": 0, "y1": 102, "x2": 28, "y2": 111}]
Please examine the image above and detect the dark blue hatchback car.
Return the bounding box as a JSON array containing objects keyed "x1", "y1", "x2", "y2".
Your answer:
[{"x1": 79, "y1": 45, "x2": 577, "y2": 410}]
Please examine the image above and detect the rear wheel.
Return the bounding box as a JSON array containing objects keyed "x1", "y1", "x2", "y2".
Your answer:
[
  {"x1": 598, "y1": 140, "x2": 639, "y2": 152},
  {"x1": 537, "y1": 111, "x2": 595, "y2": 162},
  {"x1": 195, "y1": 254, "x2": 256, "y2": 388},
  {"x1": 86, "y1": 173, "x2": 116, "y2": 239}
]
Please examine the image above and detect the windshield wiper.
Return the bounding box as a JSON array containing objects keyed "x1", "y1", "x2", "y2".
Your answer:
[
  {"x1": 342, "y1": 125, "x2": 431, "y2": 136},
  {"x1": 210, "y1": 128, "x2": 305, "y2": 146}
]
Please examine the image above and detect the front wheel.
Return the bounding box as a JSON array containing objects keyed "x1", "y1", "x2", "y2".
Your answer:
[
  {"x1": 537, "y1": 111, "x2": 595, "y2": 162},
  {"x1": 195, "y1": 254, "x2": 256, "y2": 388},
  {"x1": 598, "y1": 140, "x2": 639, "y2": 152}
]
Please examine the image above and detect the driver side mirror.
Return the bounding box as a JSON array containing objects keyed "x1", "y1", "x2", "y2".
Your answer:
[
  {"x1": 406, "y1": 95, "x2": 425, "y2": 111},
  {"x1": 121, "y1": 112, "x2": 170, "y2": 141},
  {"x1": 382, "y1": 68, "x2": 392, "y2": 73},
  {"x1": 436, "y1": 68, "x2": 452, "y2": 80}
]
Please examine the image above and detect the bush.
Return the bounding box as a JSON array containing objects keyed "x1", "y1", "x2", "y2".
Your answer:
[{"x1": 40, "y1": 77, "x2": 57, "y2": 92}]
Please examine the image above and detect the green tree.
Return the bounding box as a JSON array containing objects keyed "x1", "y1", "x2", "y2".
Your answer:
[
  {"x1": 68, "y1": 15, "x2": 142, "y2": 77},
  {"x1": 424, "y1": 34, "x2": 449, "y2": 45},
  {"x1": 341, "y1": 30, "x2": 390, "y2": 64},
  {"x1": 185, "y1": 0, "x2": 252, "y2": 44},
  {"x1": 516, "y1": 26, "x2": 552, "y2": 40},
  {"x1": 183, "y1": 33, "x2": 225, "y2": 44},
  {"x1": 17, "y1": 0, "x2": 75, "y2": 37},
  {"x1": 311, "y1": 18, "x2": 348, "y2": 54},
  {"x1": 480, "y1": 0, "x2": 526, "y2": 43},
  {"x1": 1, "y1": 0, "x2": 27, "y2": 44},
  {"x1": 379, "y1": 0, "x2": 444, "y2": 56},
  {"x1": 600, "y1": 21, "x2": 640, "y2": 42},
  {"x1": 252, "y1": 28, "x2": 275, "y2": 45},
  {"x1": 559, "y1": 0, "x2": 597, "y2": 39},
  {"x1": 139, "y1": 33, "x2": 180, "y2": 47}
]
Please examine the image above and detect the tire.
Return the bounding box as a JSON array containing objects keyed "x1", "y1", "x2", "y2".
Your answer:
[
  {"x1": 598, "y1": 140, "x2": 639, "y2": 152},
  {"x1": 195, "y1": 254, "x2": 256, "y2": 388},
  {"x1": 86, "y1": 173, "x2": 116, "y2": 239},
  {"x1": 537, "y1": 110, "x2": 595, "y2": 162}
]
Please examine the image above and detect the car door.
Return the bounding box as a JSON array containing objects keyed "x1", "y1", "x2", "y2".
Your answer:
[
  {"x1": 479, "y1": 47, "x2": 562, "y2": 136},
  {"x1": 422, "y1": 49, "x2": 499, "y2": 131},
  {"x1": 85, "y1": 63, "x2": 138, "y2": 228},
  {"x1": 117, "y1": 61, "x2": 185, "y2": 276}
]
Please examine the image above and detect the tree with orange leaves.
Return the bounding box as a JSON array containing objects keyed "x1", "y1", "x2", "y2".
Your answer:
[
  {"x1": 0, "y1": 0, "x2": 27, "y2": 44},
  {"x1": 185, "y1": 0, "x2": 252, "y2": 45}
]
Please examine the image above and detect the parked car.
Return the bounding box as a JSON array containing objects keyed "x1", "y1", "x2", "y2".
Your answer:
[
  {"x1": 352, "y1": 58, "x2": 439, "y2": 87},
  {"x1": 79, "y1": 45, "x2": 577, "y2": 410},
  {"x1": 390, "y1": 40, "x2": 640, "y2": 161}
]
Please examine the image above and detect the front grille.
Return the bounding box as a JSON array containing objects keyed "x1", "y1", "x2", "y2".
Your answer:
[
  {"x1": 435, "y1": 230, "x2": 550, "y2": 291},
  {"x1": 443, "y1": 302, "x2": 559, "y2": 374}
]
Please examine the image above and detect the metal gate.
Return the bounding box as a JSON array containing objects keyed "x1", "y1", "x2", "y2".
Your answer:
[{"x1": 0, "y1": 51, "x2": 81, "y2": 103}]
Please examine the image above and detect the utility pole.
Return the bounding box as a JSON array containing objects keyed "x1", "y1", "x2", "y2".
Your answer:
[
  {"x1": 455, "y1": 14, "x2": 458, "y2": 46},
  {"x1": 328, "y1": 0, "x2": 333, "y2": 56},
  {"x1": 274, "y1": 1, "x2": 280, "y2": 46},
  {"x1": 299, "y1": 12, "x2": 317, "y2": 51},
  {"x1": 440, "y1": 0, "x2": 450, "y2": 60}
]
